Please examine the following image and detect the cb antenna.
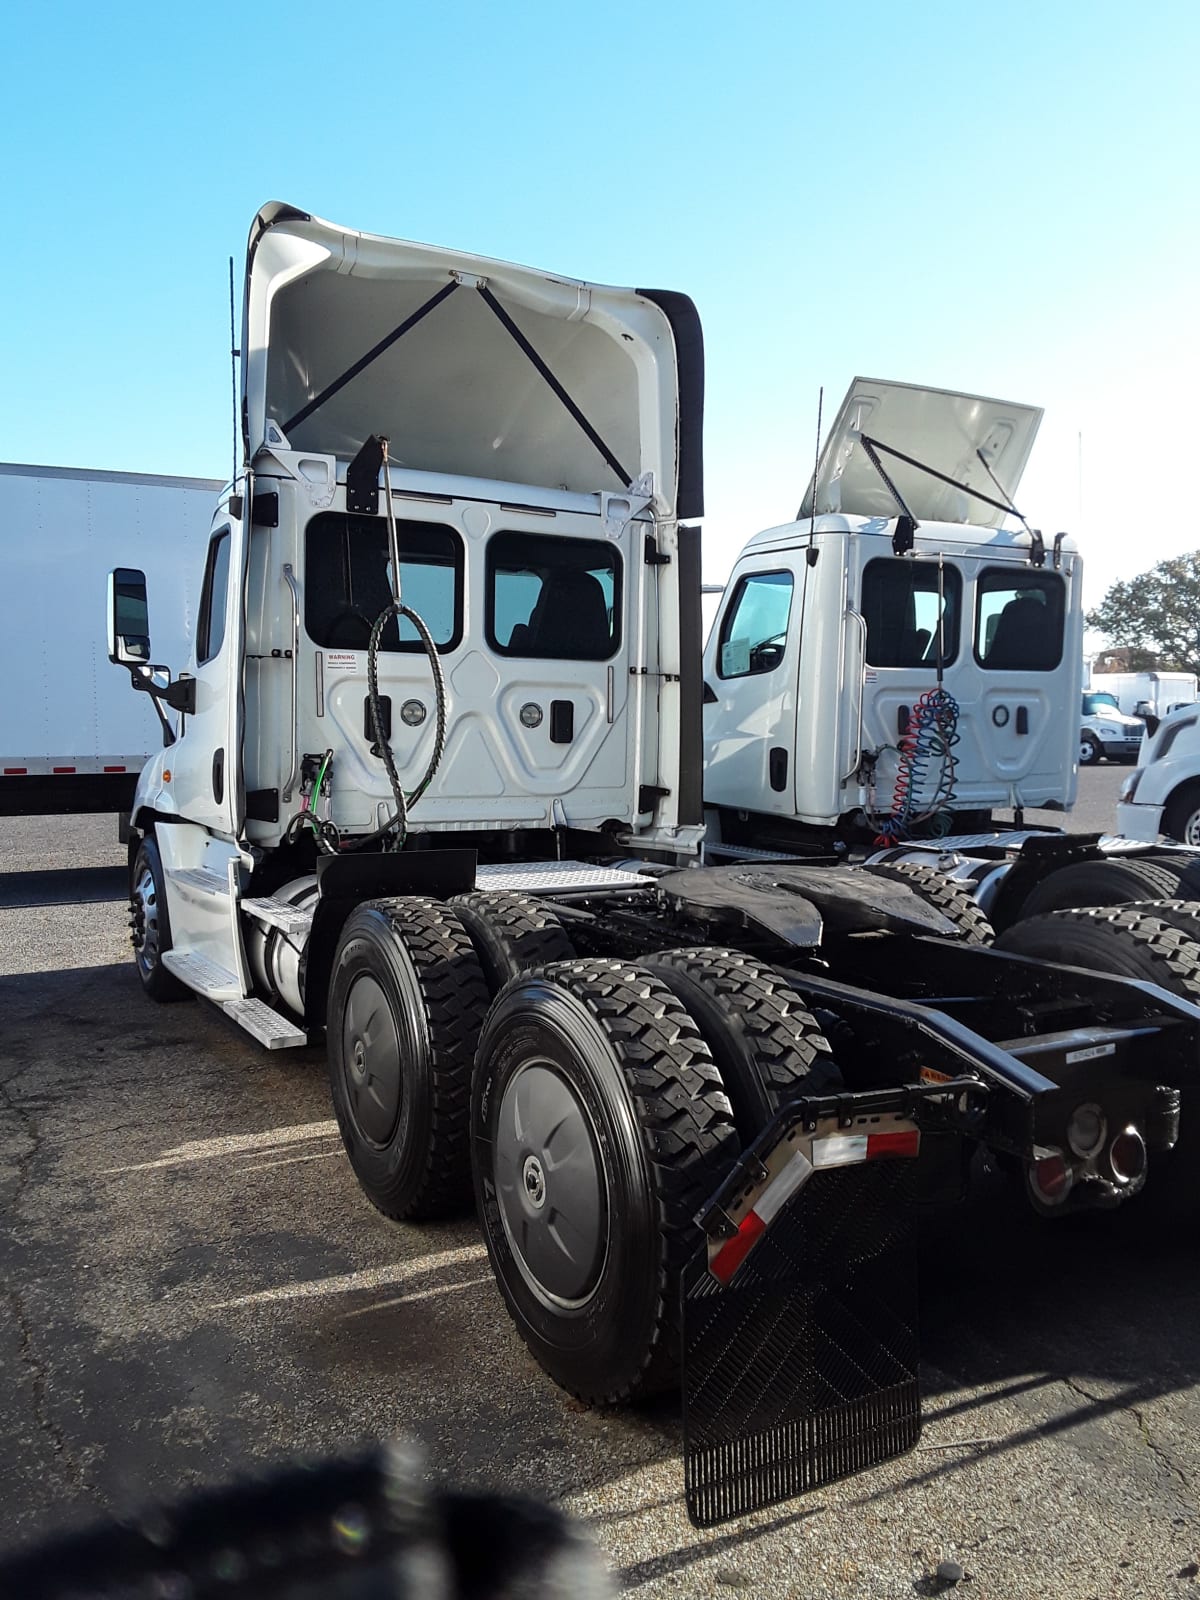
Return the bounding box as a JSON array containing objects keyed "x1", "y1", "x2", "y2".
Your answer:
[
  {"x1": 228, "y1": 256, "x2": 239, "y2": 486},
  {"x1": 805, "y1": 385, "x2": 823, "y2": 565}
]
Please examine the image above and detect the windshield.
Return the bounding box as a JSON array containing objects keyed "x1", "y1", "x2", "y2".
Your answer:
[{"x1": 1083, "y1": 693, "x2": 1121, "y2": 715}]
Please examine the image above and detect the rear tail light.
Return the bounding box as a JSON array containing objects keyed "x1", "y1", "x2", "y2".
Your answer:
[
  {"x1": 1029, "y1": 1148, "x2": 1073, "y2": 1206},
  {"x1": 1109, "y1": 1126, "x2": 1147, "y2": 1186}
]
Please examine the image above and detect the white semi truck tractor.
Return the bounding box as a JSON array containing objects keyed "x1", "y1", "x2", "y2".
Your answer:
[
  {"x1": 702, "y1": 377, "x2": 1200, "y2": 930},
  {"x1": 109, "y1": 208, "x2": 1200, "y2": 1522}
]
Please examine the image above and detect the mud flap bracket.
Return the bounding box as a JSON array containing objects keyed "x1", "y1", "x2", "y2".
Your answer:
[{"x1": 681, "y1": 1093, "x2": 952, "y2": 1526}]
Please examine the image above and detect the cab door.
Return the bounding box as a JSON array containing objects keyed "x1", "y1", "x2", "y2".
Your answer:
[
  {"x1": 166, "y1": 509, "x2": 244, "y2": 837},
  {"x1": 703, "y1": 560, "x2": 800, "y2": 816}
]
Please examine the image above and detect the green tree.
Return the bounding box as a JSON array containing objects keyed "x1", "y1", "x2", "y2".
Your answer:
[{"x1": 1086, "y1": 551, "x2": 1200, "y2": 678}]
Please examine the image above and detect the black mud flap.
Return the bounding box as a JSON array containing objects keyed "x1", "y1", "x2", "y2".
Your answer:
[{"x1": 682, "y1": 1103, "x2": 924, "y2": 1527}]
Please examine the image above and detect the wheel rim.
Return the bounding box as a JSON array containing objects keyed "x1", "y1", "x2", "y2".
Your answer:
[
  {"x1": 1185, "y1": 810, "x2": 1200, "y2": 848},
  {"x1": 494, "y1": 1060, "x2": 608, "y2": 1309},
  {"x1": 1080, "y1": 740, "x2": 1093, "y2": 762},
  {"x1": 341, "y1": 974, "x2": 402, "y2": 1146},
  {"x1": 131, "y1": 861, "x2": 161, "y2": 980}
]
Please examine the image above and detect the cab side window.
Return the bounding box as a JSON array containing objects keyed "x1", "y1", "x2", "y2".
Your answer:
[
  {"x1": 197, "y1": 529, "x2": 231, "y2": 665},
  {"x1": 717, "y1": 570, "x2": 793, "y2": 679},
  {"x1": 976, "y1": 569, "x2": 1065, "y2": 671}
]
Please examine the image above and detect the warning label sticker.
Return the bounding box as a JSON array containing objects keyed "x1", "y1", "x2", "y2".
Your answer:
[{"x1": 325, "y1": 651, "x2": 361, "y2": 675}]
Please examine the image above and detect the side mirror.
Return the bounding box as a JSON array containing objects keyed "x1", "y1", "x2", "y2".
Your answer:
[{"x1": 108, "y1": 568, "x2": 152, "y2": 665}]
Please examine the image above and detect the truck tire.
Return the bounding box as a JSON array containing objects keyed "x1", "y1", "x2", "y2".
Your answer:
[
  {"x1": 448, "y1": 891, "x2": 575, "y2": 997},
  {"x1": 129, "y1": 834, "x2": 190, "y2": 1002},
  {"x1": 860, "y1": 861, "x2": 995, "y2": 944},
  {"x1": 1133, "y1": 854, "x2": 1200, "y2": 898},
  {"x1": 994, "y1": 907, "x2": 1200, "y2": 1001},
  {"x1": 1015, "y1": 857, "x2": 1182, "y2": 920},
  {"x1": 1163, "y1": 782, "x2": 1200, "y2": 849},
  {"x1": 472, "y1": 958, "x2": 738, "y2": 1404},
  {"x1": 642, "y1": 947, "x2": 842, "y2": 1140},
  {"x1": 1119, "y1": 900, "x2": 1200, "y2": 946},
  {"x1": 328, "y1": 897, "x2": 489, "y2": 1220},
  {"x1": 1079, "y1": 732, "x2": 1102, "y2": 766}
]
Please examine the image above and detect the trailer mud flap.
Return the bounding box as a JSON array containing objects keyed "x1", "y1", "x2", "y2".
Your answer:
[{"x1": 682, "y1": 1110, "x2": 922, "y2": 1527}]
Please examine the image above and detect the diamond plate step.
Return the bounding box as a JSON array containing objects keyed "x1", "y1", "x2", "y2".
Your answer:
[
  {"x1": 221, "y1": 997, "x2": 308, "y2": 1049},
  {"x1": 240, "y1": 896, "x2": 315, "y2": 937},
  {"x1": 702, "y1": 842, "x2": 811, "y2": 864},
  {"x1": 166, "y1": 867, "x2": 230, "y2": 897},
  {"x1": 161, "y1": 950, "x2": 241, "y2": 1000},
  {"x1": 475, "y1": 860, "x2": 648, "y2": 894}
]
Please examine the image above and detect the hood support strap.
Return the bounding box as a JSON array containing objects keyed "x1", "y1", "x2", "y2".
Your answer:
[{"x1": 476, "y1": 285, "x2": 632, "y2": 486}]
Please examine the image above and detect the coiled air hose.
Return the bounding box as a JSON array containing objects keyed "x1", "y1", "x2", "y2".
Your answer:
[{"x1": 874, "y1": 685, "x2": 960, "y2": 845}]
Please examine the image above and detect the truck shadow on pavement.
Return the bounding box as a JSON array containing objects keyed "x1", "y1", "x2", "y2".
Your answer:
[{"x1": 0, "y1": 864, "x2": 127, "y2": 908}]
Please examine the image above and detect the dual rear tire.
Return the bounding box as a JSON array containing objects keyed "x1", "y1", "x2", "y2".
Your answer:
[{"x1": 327, "y1": 892, "x2": 840, "y2": 1402}]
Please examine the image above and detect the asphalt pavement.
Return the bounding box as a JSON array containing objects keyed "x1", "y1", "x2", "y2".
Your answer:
[{"x1": 2, "y1": 767, "x2": 1197, "y2": 1599}]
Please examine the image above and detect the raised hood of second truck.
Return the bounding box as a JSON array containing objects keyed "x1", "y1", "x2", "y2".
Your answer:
[
  {"x1": 799, "y1": 378, "x2": 1042, "y2": 527},
  {"x1": 241, "y1": 204, "x2": 701, "y2": 518}
]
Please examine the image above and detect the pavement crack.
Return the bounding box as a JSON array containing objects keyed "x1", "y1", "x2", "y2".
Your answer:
[{"x1": 1060, "y1": 1373, "x2": 1193, "y2": 1494}]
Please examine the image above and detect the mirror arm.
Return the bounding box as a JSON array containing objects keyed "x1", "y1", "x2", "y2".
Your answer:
[{"x1": 130, "y1": 666, "x2": 195, "y2": 718}]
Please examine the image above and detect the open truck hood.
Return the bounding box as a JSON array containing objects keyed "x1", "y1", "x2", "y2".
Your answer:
[
  {"x1": 799, "y1": 377, "x2": 1042, "y2": 526},
  {"x1": 241, "y1": 203, "x2": 703, "y2": 518}
]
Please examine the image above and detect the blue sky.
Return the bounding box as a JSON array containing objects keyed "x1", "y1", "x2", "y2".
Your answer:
[{"x1": 2, "y1": 0, "x2": 1197, "y2": 610}]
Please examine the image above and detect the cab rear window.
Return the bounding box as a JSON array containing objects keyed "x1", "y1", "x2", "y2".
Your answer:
[
  {"x1": 304, "y1": 514, "x2": 463, "y2": 652},
  {"x1": 861, "y1": 558, "x2": 960, "y2": 668},
  {"x1": 975, "y1": 569, "x2": 1065, "y2": 671}
]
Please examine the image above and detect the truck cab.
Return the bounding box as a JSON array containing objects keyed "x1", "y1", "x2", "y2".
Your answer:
[
  {"x1": 108, "y1": 203, "x2": 705, "y2": 1021},
  {"x1": 702, "y1": 378, "x2": 1083, "y2": 845}
]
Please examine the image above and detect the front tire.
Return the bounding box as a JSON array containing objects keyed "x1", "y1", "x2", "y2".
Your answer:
[
  {"x1": 129, "y1": 834, "x2": 189, "y2": 1002},
  {"x1": 327, "y1": 897, "x2": 489, "y2": 1220},
  {"x1": 1164, "y1": 782, "x2": 1200, "y2": 849},
  {"x1": 1079, "y1": 733, "x2": 1102, "y2": 766},
  {"x1": 472, "y1": 959, "x2": 738, "y2": 1403}
]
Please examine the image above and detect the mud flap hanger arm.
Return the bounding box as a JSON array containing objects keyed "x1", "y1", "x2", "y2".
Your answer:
[{"x1": 857, "y1": 432, "x2": 1045, "y2": 565}]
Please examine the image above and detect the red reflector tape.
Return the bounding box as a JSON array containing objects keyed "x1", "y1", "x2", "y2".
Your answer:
[
  {"x1": 53, "y1": 766, "x2": 76, "y2": 774},
  {"x1": 867, "y1": 1129, "x2": 921, "y2": 1160},
  {"x1": 710, "y1": 1210, "x2": 766, "y2": 1285},
  {"x1": 4, "y1": 767, "x2": 28, "y2": 775},
  {"x1": 103, "y1": 765, "x2": 125, "y2": 773}
]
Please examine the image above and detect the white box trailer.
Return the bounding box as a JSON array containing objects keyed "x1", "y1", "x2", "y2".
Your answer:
[
  {"x1": 0, "y1": 463, "x2": 222, "y2": 815},
  {"x1": 1090, "y1": 670, "x2": 1199, "y2": 720}
]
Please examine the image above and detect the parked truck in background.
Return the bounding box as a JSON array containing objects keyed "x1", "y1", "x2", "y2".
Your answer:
[
  {"x1": 1091, "y1": 669, "x2": 1198, "y2": 724},
  {"x1": 105, "y1": 209, "x2": 1200, "y2": 1522},
  {"x1": 0, "y1": 463, "x2": 219, "y2": 816},
  {"x1": 1079, "y1": 688, "x2": 1145, "y2": 765},
  {"x1": 1119, "y1": 706, "x2": 1200, "y2": 847},
  {"x1": 701, "y1": 375, "x2": 1200, "y2": 919}
]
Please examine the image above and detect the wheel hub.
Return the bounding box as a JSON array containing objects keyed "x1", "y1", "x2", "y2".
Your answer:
[
  {"x1": 495, "y1": 1061, "x2": 607, "y2": 1308},
  {"x1": 131, "y1": 864, "x2": 159, "y2": 973},
  {"x1": 522, "y1": 1154, "x2": 547, "y2": 1209},
  {"x1": 341, "y1": 974, "x2": 402, "y2": 1147}
]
